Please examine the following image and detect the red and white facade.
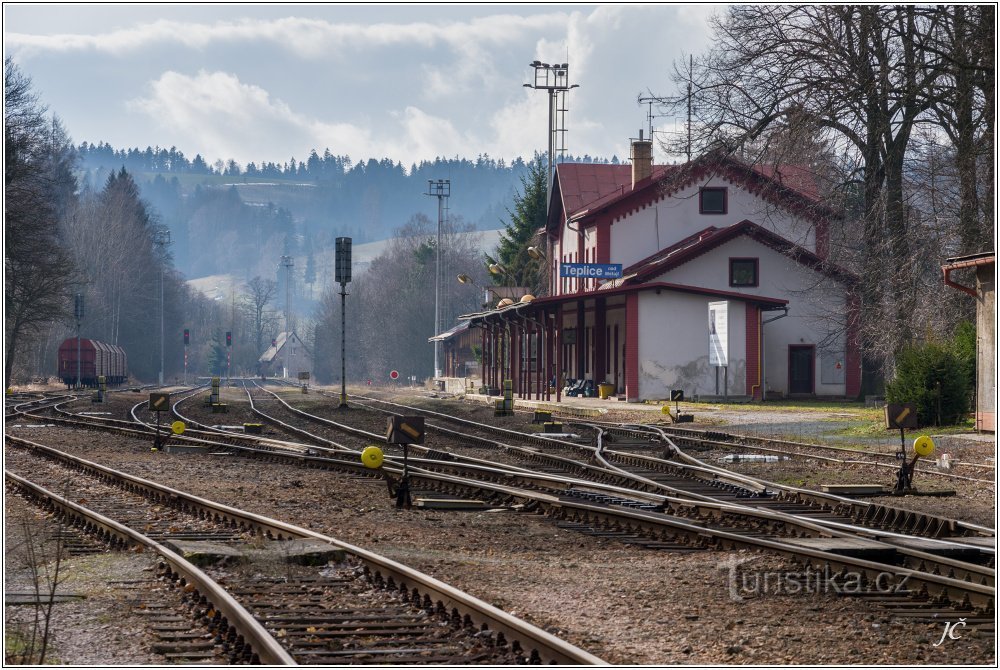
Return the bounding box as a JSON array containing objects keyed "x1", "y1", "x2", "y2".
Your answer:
[{"x1": 465, "y1": 146, "x2": 861, "y2": 403}]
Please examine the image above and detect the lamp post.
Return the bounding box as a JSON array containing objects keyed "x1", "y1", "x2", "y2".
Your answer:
[
  {"x1": 281, "y1": 255, "x2": 294, "y2": 379},
  {"x1": 524, "y1": 61, "x2": 579, "y2": 208},
  {"x1": 335, "y1": 238, "x2": 352, "y2": 408},
  {"x1": 425, "y1": 180, "x2": 450, "y2": 380},
  {"x1": 152, "y1": 228, "x2": 171, "y2": 386}
]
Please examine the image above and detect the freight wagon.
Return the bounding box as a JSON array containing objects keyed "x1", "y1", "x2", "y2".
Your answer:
[{"x1": 58, "y1": 338, "x2": 128, "y2": 388}]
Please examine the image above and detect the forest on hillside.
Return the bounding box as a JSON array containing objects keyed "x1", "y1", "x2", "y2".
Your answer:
[
  {"x1": 75, "y1": 143, "x2": 619, "y2": 280},
  {"x1": 4, "y1": 57, "x2": 554, "y2": 386}
]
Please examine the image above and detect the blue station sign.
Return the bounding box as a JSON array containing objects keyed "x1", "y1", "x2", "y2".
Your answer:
[{"x1": 559, "y1": 263, "x2": 624, "y2": 279}]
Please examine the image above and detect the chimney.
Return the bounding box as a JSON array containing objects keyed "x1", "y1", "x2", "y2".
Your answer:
[{"x1": 631, "y1": 129, "x2": 653, "y2": 188}]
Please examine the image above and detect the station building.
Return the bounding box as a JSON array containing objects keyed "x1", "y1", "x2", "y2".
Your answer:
[
  {"x1": 942, "y1": 252, "x2": 996, "y2": 432},
  {"x1": 447, "y1": 137, "x2": 862, "y2": 404}
]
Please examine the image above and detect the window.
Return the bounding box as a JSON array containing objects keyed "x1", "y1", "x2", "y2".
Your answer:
[
  {"x1": 699, "y1": 187, "x2": 727, "y2": 214},
  {"x1": 729, "y1": 257, "x2": 758, "y2": 287}
]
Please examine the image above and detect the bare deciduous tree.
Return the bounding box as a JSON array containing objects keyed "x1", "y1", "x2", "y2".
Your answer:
[
  {"x1": 654, "y1": 5, "x2": 993, "y2": 391},
  {"x1": 4, "y1": 58, "x2": 78, "y2": 386}
]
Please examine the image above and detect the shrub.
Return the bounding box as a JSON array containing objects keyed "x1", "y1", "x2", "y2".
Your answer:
[
  {"x1": 886, "y1": 341, "x2": 969, "y2": 426},
  {"x1": 951, "y1": 320, "x2": 976, "y2": 393}
]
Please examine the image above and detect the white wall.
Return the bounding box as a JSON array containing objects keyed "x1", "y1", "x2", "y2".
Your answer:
[
  {"x1": 609, "y1": 175, "x2": 815, "y2": 271},
  {"x1": 652, "y1": 235, "x2": 848, "y2": 396},
  {"x1": 638, "y1": 291, "x2": 747, "y2": 400}
]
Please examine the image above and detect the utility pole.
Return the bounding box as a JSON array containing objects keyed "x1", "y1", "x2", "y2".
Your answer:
[
  {"x1": 425, "y1": 180, "x2": 450, "y2": 382},
  {"x1": 687, "y1": 54, "x2": 693, "y2": 163},
  {"x1": 281, "y1": 255, "x2": 294, "y2": 379},
  {"x1": 152, "y1": 228, "x2": 171, "y2": 386},
  {"x1": 335, "y1": 237, "x2": 352, "y2": 409},
  {"x1": 524, "y1": 60, "x2": 579, "y2": 210}
]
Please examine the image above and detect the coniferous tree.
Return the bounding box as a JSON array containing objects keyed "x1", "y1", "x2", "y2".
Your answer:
[{"x1": 486, "y1": 154, "x2": 547, "y2": 296}]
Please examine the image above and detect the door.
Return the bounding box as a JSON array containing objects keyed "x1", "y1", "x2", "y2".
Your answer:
[{"x1": 788, "y1": 346, "x2": 815, "y2": 395}]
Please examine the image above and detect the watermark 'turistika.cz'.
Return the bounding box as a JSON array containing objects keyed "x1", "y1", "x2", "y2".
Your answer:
[{"x1": 719, "y1": 556, "x2": 910, "y2": 602}]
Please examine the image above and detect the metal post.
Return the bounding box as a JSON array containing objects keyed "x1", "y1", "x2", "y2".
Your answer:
[
  {"x1": 281, "y1": 256, "x2": 294, "y2": 379},
  {"x1": 160, "y1": 264, "x2": 164, "y2": 385},
  {"x1": 525, "y1": 61, "x2": 578, "y2": 211},
  {"x1": 436, "y1": 192, "x2": 442, "y2": 378},
  {"x1": 335, "y1": 237, "x2": 352, "y2": 409},
  {"x1": 547, "y1": 88, "x2": 555, "y2": 194},
  {"x1": 340, "y1": 283, "x2": 347, "y2": 407},
  {"x1": 425, "y1": 181, "x2": 450, "y2": 382},
  {"x1": 152, "y1": 229, "x2": 170, "y2": 386}
]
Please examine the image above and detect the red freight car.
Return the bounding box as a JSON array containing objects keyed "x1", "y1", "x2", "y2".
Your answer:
[{"x1": 58, "y1": 338, "x2": 128, "y2": 387}]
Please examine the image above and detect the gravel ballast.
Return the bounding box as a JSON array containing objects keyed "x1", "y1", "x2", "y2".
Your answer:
[{"x1": 4, "y1": 388, "x2": 995, "y2": 665}]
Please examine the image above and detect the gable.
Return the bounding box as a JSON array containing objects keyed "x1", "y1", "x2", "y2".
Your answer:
[{"x1": 626, "y1": 220, "x2": 854, "y2": 287}]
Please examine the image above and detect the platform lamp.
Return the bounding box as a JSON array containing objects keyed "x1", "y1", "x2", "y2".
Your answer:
[
  {"x1": 527, "y1": 245, "x2": 549, "y2": 296},
  {"x1": 457, "y1": 273, "x2": 495, "y2": 310},
  {"x1": 335, "y1": 237, "x2": 352, "y2": 409}
]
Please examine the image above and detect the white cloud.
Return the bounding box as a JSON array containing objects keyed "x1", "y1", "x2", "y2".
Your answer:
[
  {"x1": 6, "y1": 13, "x2": 568, "y2": 59},
  {"x1": 9, "y1": 6, "x2": 716, "y2": 167},
  {"x1": 129, "y1": 70, "x2": 371, "y2": 164},
  {"x1": 129, "y1": 70, "x2": 497, "y2": 167}
]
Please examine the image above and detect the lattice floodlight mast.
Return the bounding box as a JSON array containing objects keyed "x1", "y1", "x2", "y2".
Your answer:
[
  {"x1": 425, "y1": 180, "x2": 450, "y2": 381},
  {"x1": 335, "y1": 237, "x2": 352, "y2": 408},
  {"x1": 281, "y1": 255, "x2": 294, "y2": 379},
  {"x1": 524, "y1": 61, "x2": 579, "y2": 210}
]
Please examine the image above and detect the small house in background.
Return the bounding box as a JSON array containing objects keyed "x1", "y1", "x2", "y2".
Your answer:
[
  {"x1": 259, "y1": 331, "x2": 312, "y2": 380},
  {"x1": 942, "y1": 252, "x2": 996, "y2": 432},
  {"x1": 429, "y1": 320, "x2": 481, "y2": 393}
]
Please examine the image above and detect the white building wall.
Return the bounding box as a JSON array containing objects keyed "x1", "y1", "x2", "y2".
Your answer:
[
  {"x1": 609, "y1": 176, "x2": 815, "y2": 271},
  {"x1": 638, "y1": 292, "x2": 748, "y2": 400},
  {"x1": 653, "y1": 236, "x2": 848, "y2": 396}
]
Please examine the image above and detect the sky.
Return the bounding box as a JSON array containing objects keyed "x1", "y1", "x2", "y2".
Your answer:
[{"x1": 4, "y1": 3, "x2": 719, "y2": 170}]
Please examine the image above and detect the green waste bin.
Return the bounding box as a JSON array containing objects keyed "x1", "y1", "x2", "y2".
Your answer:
[{"x1": 598, "y1": 383, "x2": 616, "y2": 399}]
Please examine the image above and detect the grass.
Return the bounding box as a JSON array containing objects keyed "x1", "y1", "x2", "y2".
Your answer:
[
  {"x1": 827, "y1": 417, "x2": 978, "y2": 438},
  {"x1": 663, "y1": 398, "x2": 876, "y2": 415}
]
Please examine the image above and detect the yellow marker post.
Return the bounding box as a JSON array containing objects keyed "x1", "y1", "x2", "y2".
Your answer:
[{"x1": 171, "y1": 421, "x2": 186, "y2": 436}]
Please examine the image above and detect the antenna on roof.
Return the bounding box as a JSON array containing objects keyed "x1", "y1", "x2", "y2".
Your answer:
[{"x1": 637, "y1": 97, "x2": 657, "y2": 141}]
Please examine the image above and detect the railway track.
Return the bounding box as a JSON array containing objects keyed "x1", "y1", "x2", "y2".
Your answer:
[
  {"x1": 289, "y1": 389, "x2": 995, "y2": 541},
  {"x1": 11, "y1": 390, "x2": 994, "y2": 626},
  {"x1": 4, "y1": 435, "x2": 606, "y2": 665},
  {"x1": 656, "y1": 424, "x2": 996, "y2": 484}
]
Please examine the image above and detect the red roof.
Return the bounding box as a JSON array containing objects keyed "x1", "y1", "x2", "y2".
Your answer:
[
  {"x1": 623, "y1": 219, "x2": 855, "y2": 286},
  {"x1": 552, "y1": 152, "x2": 834, "y2": 227},
  {"x1": 554, "y1": 163, "x2": 675, "y2": 220}
]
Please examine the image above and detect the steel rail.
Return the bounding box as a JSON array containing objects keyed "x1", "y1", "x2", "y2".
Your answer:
[
  {"x1": 659, "y1": 424, "x2": 995, "y2": 484},
  {"x1": 646, "y1": 425, "x2": 996, "y2": 538},
  {"x1": 19, "y1": 402, "x2": 993, "y2": 609},
  {"x1": 5, "y1": 470, "x2": 296, "y2": 665},
  {"x1": 265, "y1": 387, "x2": 996, "y2": 550},
  {"x1": 585, "y1": 427, "x2": 996, "y2": 575},
  {"x1": 595, "y1": 422, "x2": 995, "y2": 538},
  {"x1": 3, "y1": 435, "x2": 607, "y2": 665}
]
